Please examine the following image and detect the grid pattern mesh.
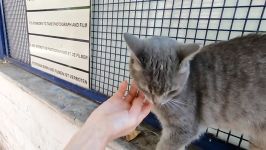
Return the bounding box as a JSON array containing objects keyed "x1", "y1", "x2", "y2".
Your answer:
[
  {"x1": 3, "y1": 0, "x2": 30, "y2": 64},
  {"x1": 207, "y1": 128, "x2": 250, "y2": 149},
  {"x1": 91, "y1": 0, "x2": 266, "y2": 96}
]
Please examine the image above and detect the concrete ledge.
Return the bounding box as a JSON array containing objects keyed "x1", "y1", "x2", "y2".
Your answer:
[{"x1": 0, "y1": 60, "x2": 159, "y2": 150}]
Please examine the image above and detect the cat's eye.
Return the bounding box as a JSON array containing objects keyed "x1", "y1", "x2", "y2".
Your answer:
[{"x1": 168, "y1": 90, "x2": 178, "y2": 96}]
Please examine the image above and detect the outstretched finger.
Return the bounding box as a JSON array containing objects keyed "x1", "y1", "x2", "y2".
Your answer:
[
  {"x1": 125, "y1": 81, "x2": 138, "y2": 103},
  {"x1": 115, "y1": 81, "x2": 128, "y2": 98}
]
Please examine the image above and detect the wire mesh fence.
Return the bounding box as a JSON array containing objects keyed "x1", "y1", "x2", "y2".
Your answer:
[
  {"x1": 91, "y1": 0, "x2": 266, "y2": 96},
  {"x1": 3, "y1": 0, "x2": 266, "y2": 96},
  {"x1": 206, "y1": 127, "x2": 250, "y2": 149},
  {"x1": 3, "y1": 0, "x2": 30, "y2": 64}
]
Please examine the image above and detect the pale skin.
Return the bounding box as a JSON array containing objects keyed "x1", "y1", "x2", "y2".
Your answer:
[{"x1": 64, "y1": 81, "x2": 153, "y2": 150}]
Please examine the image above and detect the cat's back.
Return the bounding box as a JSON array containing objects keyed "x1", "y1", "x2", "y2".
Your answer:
[
  {"x1": 190, "y1": 34, "x2": 266, "y2": 129},
  {"x1": 195, "y1": 34, "x2": 266, "y2": 65},
  {"x1": 191, "y1": 34, "x2": 266, "y2": 85}
]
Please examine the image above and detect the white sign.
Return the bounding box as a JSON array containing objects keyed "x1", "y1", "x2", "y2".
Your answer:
[
  {"x1": 26, "y1": 0, "x2": 90, "y2": 10},
  {"x1": 29, "y1": 35, "x2": 89, "y2": 71},
  {"x1": 27, "y1": 9, "x2": 90, "y2": 40},
  {"x1": 31, "y1": 56, "x2": 89, "y2": 88},
  {"x1": 26, "y1": 1, "x2": 91, "y2": 88}
]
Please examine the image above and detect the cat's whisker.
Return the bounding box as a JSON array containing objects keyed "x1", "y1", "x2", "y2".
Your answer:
[
  {"x1": 170, "y1": 103, "x2": 179, "y2": 110},
  {"x1": 167, "y1": 101, "x2": 185, "y2": 112},
  {"x1": 168, "y1": 101, "x2": 180, "y2": 108},
  {"x1": 162, "y1": 103, "x2": 170, "y2": 110},
  {"x1": 174, "y1": 102, "x2": 186, "y2": 110},
  {"x1": 162, "y1": 102, "x2": 173, "y2": 110},
  {"x1": 169, "y1": 100, "x2": 188, "y2": 106}
]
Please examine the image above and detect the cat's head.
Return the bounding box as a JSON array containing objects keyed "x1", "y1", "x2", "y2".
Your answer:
[{"x1": 124, "y1": 33, "x2": 200, "y2": 105}]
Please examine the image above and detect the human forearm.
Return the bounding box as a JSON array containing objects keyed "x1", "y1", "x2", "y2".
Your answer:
[{"x1": 64, "y1": 121, "x2": 110, "y2": 150}]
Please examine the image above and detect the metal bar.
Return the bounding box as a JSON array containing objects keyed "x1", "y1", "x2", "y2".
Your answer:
[
  {"x1": 0, "y1": 6, "x2": 5, "y2": 58},
  {"x1": 0, "y1": 0, "x2": 9, "y2": 58}
]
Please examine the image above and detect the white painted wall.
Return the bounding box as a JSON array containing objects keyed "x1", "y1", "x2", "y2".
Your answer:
[{"x1": 0, "y1": 72, "x2": 79, "y2": 150}]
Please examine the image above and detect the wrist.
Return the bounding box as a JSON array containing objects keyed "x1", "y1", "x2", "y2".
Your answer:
[
  {"x1": 65, "y1": 120, "x2": 111, "y2": 150},
  {"x1": 82, "y1": 118, "x2": 111, "y2": 149}
]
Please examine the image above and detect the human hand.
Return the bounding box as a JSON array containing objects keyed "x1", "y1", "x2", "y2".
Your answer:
[
  {"x1": 65, "y1": 81, "x2": 153, "y2": 150},
  {"x1": 87, "y1": 80, "x2": 153, "y2": 141}
]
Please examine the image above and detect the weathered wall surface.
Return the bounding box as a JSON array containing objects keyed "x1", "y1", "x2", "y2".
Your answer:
[{"x1": 0, "y1": 69, "x2": 78, "y2": 150}]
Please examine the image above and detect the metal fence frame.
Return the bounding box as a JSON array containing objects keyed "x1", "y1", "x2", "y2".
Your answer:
[{"x1": 0, "y1": 1, "x2": 6, "y2": 59}]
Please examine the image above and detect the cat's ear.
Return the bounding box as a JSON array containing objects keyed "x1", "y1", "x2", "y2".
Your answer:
[
  {"x1": 175, "y1": 43, "x2": 200, "y2": 93},
  {"x1": 124, "y1": 33, "x2": 144, "y2": 71},
  {"x1": 179, "y1": 43, "x2": 200, "y2": 59},
  {"x1": 124, "y1": 33, "x2": 144, "y2": 60}
]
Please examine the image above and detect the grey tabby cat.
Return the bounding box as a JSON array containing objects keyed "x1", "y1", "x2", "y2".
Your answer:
[{"x1": 124, "y1": 33, "x2": 266, "y2": 150}]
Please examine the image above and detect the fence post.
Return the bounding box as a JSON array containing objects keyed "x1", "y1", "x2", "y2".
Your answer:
[{"x1": 0, "y1": 0, "x2": 7, "y2": 59}]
